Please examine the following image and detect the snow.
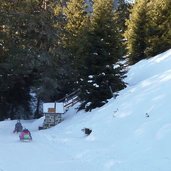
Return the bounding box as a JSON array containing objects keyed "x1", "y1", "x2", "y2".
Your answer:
[
  {"x1": 93, "y1": 83, "x2": 99, "y2": 87},
  {"x1": 88, "y1": 75, "x2": 93, "y2": 79},
  {"x1": 1, "y1": 49, "x2": 171, "y2": 171},
  {"x1": 43, "y1": 102, "x2": 65, "y2": 113}
]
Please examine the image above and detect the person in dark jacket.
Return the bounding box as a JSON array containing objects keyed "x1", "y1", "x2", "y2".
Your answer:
[{"x1": 13, "y1": 120, "x2": 23, "y2": 133}]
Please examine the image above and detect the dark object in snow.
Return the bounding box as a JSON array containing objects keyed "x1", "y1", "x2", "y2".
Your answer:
[
  {"x1": 82, "y1": 128, "x2": 92, "y2": 136},
  {"x1": 113, "y1": 108, "x2": 118, "y2": 113},
  {"x1": 38, "y1": 126, "x2": 44, "y2": 130},
  {"x1": 146, "y1": 113, "x2": 149, "y2": 117},
  {"x1": 13, "y1": 120, "x2": 23, "y2": 133}
]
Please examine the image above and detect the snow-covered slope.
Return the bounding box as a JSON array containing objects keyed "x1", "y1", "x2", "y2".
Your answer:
[{"x1": 1, "y1": 49, "x2": 171, "y2": 171}]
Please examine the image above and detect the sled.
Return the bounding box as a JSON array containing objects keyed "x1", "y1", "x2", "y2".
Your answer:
[
  {"x1": 20, "y1": 135, "x2": 32, "y2": 142},
  {"x1": 19, "y1": 130, "x2": 32, "y2": 142}
]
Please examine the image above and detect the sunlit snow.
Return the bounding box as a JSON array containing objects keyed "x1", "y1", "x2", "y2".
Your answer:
[{"x1": 1, "y1": 49, "x2": 171, "y2": 171}]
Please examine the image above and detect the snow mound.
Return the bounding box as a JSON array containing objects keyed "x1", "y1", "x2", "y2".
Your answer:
[{"x1": 1, "y1": 49, "x2": 171, "y2": 171}]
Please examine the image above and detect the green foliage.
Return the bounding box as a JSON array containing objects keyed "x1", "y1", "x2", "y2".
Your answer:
[
  {"x1": 0, "y1": 0, "x2": 61, "y2": 119},
  {"x1": 77, "y1": 0, "x2": 126, "y2": 111},
  {"x1": 114, "y1": 0, "x2": 132, "y2": 57},
  {"x1": 64, "y1": 0, "x2": 89, "y2": 38},
  {"x1": 124, "y1": 0, "x2": 171, "y2": 64},
  {"x1": 3, "y1": 0, "x2": 166, "y2": 117},
  {"x1": 124, "y1": 0, "x2": 149, "y2": 64},
  {"x1": 145, "y1": 0, "x2": 171, "y2": 57},
  {"x1": 60, "y1": 0, "x2": 90, "y2": 92}
]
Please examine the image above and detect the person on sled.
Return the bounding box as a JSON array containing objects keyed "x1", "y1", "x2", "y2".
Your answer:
[
  {"x1": 13, "y1": 120, "x2": 23, "y2": 133},
  {"x1": 19, "y1": 128, "x2": 32, "y2": 141}
]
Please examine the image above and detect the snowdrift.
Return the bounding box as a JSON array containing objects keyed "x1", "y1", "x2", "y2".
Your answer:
[{"x1": 1, "y1": 49, "x2": 171, "y2": 171}]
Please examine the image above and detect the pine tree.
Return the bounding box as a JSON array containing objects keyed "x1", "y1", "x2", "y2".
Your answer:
[
  {"x1": 64, "y1": 0, "x2": 89, "y2": 39},
  {"x1": 114, "y1": 0, "x2": 132, "y2": 33},
  {"x1": 124, "y1": 0, "x2": 171, "y2": 64},
  {"x1": 60, "y1": 0, "x2": 90, "y2": 93},
  {"x1": 124, "y1": 0, "x2": 149, "y2": 64},
  {"x1": 77, "y1": 0, "x2": 126, "y2": 111},
  {"x1": 114, "y1": 0, "x2": 132, "y2": 58},
  {"x1": 0, "y1": 0, "x2": 34, "y2": 119},
  {"x1": 145, "y1": 0, "x2": 171, "y2": 56},
  {"x1": 0, "y1": 0, "x2": 61, "y2": 119}
]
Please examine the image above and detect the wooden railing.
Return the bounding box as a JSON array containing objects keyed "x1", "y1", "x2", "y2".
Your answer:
[
  {"x1": 57, "y1": 90, "x2": 80, "y2": 112},
  {"x1": 64, "y1": 96, "x2": 79, "y2": 110}
]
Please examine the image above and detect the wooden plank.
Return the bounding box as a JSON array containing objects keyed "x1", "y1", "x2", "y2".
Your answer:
[{"x1": 48, "y1": 108, "x2": 56, "y2": 113}]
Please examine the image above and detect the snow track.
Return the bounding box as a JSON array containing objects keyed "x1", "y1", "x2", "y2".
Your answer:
[{"x1": 1, "y1": 49, "x2": 171, "y2": 171}]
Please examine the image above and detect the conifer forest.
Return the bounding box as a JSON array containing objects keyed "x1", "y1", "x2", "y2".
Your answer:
[{"x1": 0, "y1": 0, "x2": 170, "y2": 120}]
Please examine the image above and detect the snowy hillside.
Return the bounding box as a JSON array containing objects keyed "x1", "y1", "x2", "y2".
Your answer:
[{"x1": 1, "y1": 49, "x2": 171, "y2": 171}]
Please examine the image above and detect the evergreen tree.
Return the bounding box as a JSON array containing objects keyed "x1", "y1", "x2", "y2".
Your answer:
[
  {"x1": 124, "y1": 0, "x2": 149, "y2": 64},
  {"x1": 61, "y1": 0, "x2": 90, "y2": 93},
  {"x1": 145, "y1": 0, "x2": 171, "y2": 56},
  {"x1": 124, "y1": 0, "x2": 171, "y2": 64},
  {"x1": 64, "y1": 0, "x2": 89, "y2": 39},
  {"x1": 78, "y1": 0, "x2": 126, "y2": 111},
  {"x1": 0, "y1": 0, "x2": 61, "y2": 119},
  {"x1": 114, "y1": 0, "x2": 132, "y2": 58},
  {"x1": 0, "y1": 0, "x2": 34, "y2": 119},
  {"x1": 114, "y1": 0, "x2": 132, "y2": 34}
]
